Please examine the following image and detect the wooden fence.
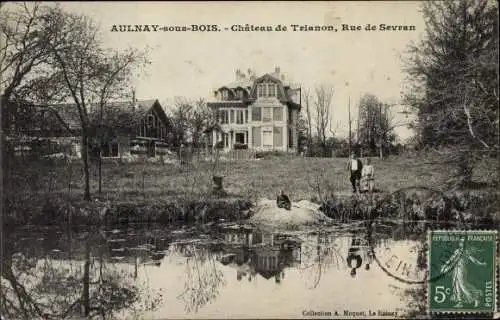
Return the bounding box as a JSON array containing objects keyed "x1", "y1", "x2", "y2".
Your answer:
[{"x1": 180, "y1": 148, "x2": 256, "y2": 163}]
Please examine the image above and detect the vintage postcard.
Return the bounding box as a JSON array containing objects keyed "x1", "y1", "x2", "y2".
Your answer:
[{"x1": 1, "y1": 1, "x2": 498, "y2": 319}]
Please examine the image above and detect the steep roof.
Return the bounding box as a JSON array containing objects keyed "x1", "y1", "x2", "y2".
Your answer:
[
  {"x1": 212, "y1": 70, "x2": 301, "y2": 111},
  {"x1": 223, "y1": 78, "x2": 254, "y2": 90},
  {"x1": 41, "y1": 99, "x2": 167, "y2": 133}
]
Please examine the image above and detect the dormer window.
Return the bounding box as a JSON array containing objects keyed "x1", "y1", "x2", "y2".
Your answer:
[
  {"x1": 147, "y1": 114, "x2": 155, "y2": 127},
  {"x1": 236, "y1": 89, "x2": 244, "y2": 100},
  {"x1": 257, "y1": 82, "x2": 277, "y2": 98},
  {"x1": 268, "y1": 84, "x2": 276, "y2": 97},
  {"x1": 221, "y1": 89, "x2": 228, "y2": 101},
  {"x1": 257, "y1": 84, "x2": 266, "y2": 97}
]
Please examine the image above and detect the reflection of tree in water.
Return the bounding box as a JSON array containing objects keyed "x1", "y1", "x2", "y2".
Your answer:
[
  {"x1": 299, "y1": 230, "x2": 347, "y2": 289},
  {"x1": 176, "y1": 243, "x2": 226, "y2": 313},
  {"x1": 1, "y1": 229, "x2": 164, "y2": 319}
]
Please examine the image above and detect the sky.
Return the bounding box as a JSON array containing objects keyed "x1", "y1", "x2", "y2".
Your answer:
[{"x1": 55, "y1": 1, "x2": 426, "y2": 141}]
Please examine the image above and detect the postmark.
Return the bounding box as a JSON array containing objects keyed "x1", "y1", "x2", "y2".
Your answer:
[
  {"x1": 427, "y1": 230, "x2": 498, "y2": 314},
  {"x1": 367, "y1": 186, "x2": 465, "y2": 284}
]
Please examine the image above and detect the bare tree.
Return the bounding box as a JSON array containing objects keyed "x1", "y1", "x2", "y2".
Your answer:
[
  {"x1": 357, "y1": 94, "x2": 405, "y2": 158},
  {"x1": 302, "y1": 89, "x2": 313, "y2": 153},
  {"x1": 88, "y1": 49, "x2": 150, "y2": 195},
  {"x1": 0, "y1": 3, "x2": 67, "y2": 105},
  {"x1": 42, "y1": 8, "x2": 149, "y2": 200},
  {"x1": 168, "y1": 97, "x2": 212, "y2": 151},
  {"x1": 313, "y1": 85, "x2": 334, "y2": 151}
]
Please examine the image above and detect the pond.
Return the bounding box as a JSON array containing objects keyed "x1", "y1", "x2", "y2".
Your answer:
[{"x1": 2, "y1": 220, "x2": 467, "y2": 319}]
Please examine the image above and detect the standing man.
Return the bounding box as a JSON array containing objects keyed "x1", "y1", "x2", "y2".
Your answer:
[{"x1": 347, "y1": 152, "x2": 363, "y2": 193}]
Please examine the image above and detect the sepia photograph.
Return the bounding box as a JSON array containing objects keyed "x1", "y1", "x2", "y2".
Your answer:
[{"x1": 0, "y1": 1, "x2": 498, "y2": 319}]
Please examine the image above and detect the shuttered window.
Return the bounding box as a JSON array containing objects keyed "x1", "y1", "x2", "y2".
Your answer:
[
  {"x1": 273, "y1": 107, "x2": 283, "y2": 121},
  {"x1": 252, "y1": 127, "x2": 261, "y2": 147},
  {"x1": 273, "y1": 127, "x2": 283, "y2": 147},
  {"x1": 252, "y1": 107, "x2": 261, "y2": 121},
  {"x1": 263, "y1": 130, "x2": 273, "y2": 148},
  {"x1": 263, "y1": 107, "x2": 272, "y2": 122}
]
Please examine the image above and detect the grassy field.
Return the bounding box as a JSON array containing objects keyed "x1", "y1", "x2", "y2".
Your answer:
[{"x1": 6, "y1": 152, "x2": 496, "y2": 204}]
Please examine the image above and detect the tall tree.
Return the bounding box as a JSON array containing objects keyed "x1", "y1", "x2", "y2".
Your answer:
[
  {"x1": 302, "y1": 89, "x2": 313, "y2": 153},
  {"x1": 42, "y1": 6, "x2": 149, "y2": 200},
  {"x1": 357, "y1": 93, "x2": 400, "y2": 157},
  {"x1": 404, "y1": 0, "x2": 498, "y2": 184},
  {"x1": 167, "y1": 97, "x2": 212, "y2": 151},
  {"x1": 313, "y1": 85, "x2": 334, "y2": 153},
  {"x1": 88, "y1": 48, "x2": 150, "y2": 195},
  {"x1": 0, "y1": 3, "x2": 67, "y2": 107}
]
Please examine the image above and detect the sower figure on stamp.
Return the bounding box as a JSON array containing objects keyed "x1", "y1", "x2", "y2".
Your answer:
[
  {"x1": 439, "y1": 238, "x2": 486, "y2": 308},
  {"x1": 347, "y1": 152, "x2": 363, "y2": 193}
]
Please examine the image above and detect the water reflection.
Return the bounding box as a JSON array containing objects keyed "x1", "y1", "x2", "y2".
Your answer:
[
  {"x1": 347, "y1": 232, "x2": 373, "y2": 278},
  {"x1": 217, "y1": 225, "x2": 302, "y2": 285},
  {"x1": 3, "y1": 221, "x2": 462, "y2": 318},
  {"x1": 1, "y1": 227, "x2": 167, "y2": 319}
]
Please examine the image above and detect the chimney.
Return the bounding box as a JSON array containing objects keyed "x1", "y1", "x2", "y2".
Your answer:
[
  {"x1": 235, "y1": 69, "x2": 241, "y2": 80},
  {"x1": 275, "y1": 66, "x2": 281, "y2": 76},
  {"x1": 248, "y1": 68, "x2": 256, "y2": 81}
]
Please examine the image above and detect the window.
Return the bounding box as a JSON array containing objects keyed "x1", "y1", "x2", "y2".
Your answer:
[
  {"x1": 257, "y1": 82, "x2": 278, "y2": 97},
  {"x1": 252, "y1": 107, "x2": 261, "y2": 121},
  {"x1": 102, "y1": 142, "x2": 119, "y2": 157},
  {"x1": 147, "y1": 114, "x2": 155, "y2": 127},
  {"x1": 245, "y1": 110, "x2": 248, "y2": 123},
  {"x1": 273, "y1": 107, "x2": 283, "y2": 121},
  {"x1": 235, "y1": 132, "x2": 245, "y2": 144},
  {"x1": 236, "y1": 90, "x2": 244, "y2": 100},
  {"x1": 223, "y1": 133, "x2": 229, "y2": 148},
  {"x1": 221, "y1": 90, "x2": 229, "y2": 100},
  {"x1": 263, "y1": 130, "x2": 273, "y2": 148},
  {"x1": 268, "y1": 84, "x2": 276, "y2": 97},
  {"x1": 257, "y1": 84, "x2": 266, "y2": 97},
  {"x1": 236, "y1": 110, "x2": 244, "y2": 124},
  {"x1": 218, "y1": 109, "x2": 229, "y2": 124},
  {"x1": 230, "y1": 110, "x2": 235, "y2": 123},
  {"x1": 262, "y1": 107, "x2": 272, "y2": 122},
  {"x1": 273, "y1": 127, "x2": 283, "y2": 147},
  {"x1": 252, "y1": 127, "x2": 261, "y2": 147}
]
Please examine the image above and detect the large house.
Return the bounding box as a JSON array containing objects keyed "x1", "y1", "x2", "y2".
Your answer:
[
  {"x1": 6, "y1": 98, "x2": 171, "y2": 160},
  {"x1": 207, "y1": 67, "x2": 302, "y2": 152}
]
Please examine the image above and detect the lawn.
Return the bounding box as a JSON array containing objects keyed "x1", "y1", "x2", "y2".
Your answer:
[{"x1": 6, "y1": 152, "x2": 495, "y2": 204}]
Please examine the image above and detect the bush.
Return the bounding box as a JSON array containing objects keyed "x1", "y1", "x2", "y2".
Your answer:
[
  {"x1": 233, "y1": 143, "x2": 248, "y2": 150},
  {"x1": 255, "y1": 151, "x2": 290, "y2": 159}
]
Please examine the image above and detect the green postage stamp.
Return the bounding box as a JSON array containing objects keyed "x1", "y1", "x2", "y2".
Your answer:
[{"x1": 428, "y1": 230, "x2": 498, "y2": 314}]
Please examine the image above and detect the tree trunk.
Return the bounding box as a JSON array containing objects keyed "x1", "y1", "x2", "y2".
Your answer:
[
  {"x1": 98, "y1": 149, "x2": 102, "y2": 194},
  {"x1": 82, "y1": 239, "x2": 91, "y2": 317},
  {"x1": 81, "y1": 130, "x2": 91, "y2": 201}
]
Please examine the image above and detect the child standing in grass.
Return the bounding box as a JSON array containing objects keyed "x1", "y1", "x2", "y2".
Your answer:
[{"x1": 361, "y1": 158, "x2": 375, "y2": 193}]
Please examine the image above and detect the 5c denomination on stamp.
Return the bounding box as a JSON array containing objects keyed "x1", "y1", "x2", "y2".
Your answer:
[{"x1": 428, "y1": 230, "x2": 498, "y2": 314}]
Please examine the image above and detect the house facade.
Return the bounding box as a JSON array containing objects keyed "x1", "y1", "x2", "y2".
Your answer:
[
  {"x1": 6, "y1": 99, "x2": 171, "y2": 160},
  {"x1": 94, "y1": 99, "x2": 171, "y2": 160},
  {"x1": 207, "y1": 67, "x2": 301, "y2": 152}
]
